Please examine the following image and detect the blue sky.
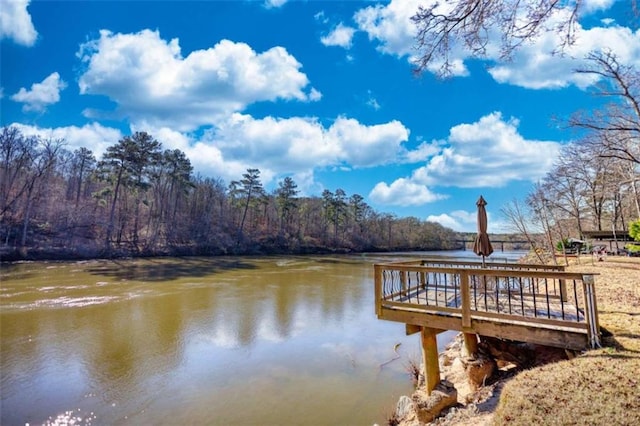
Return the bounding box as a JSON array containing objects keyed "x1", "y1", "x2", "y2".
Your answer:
[{"x1": 1, "y1": 0, "x2": 638, "y2": 232}]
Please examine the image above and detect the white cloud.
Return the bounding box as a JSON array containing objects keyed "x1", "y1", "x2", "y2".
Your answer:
[
  {"x1": 309, "y1": 87, "x2": 323, "y2": 101},
  {"x1": 366, "y1": 90, "x2": 381, "y2": 110},
  {"x1": 212, "y1": 114, "x2": 335, "y2": 173},
  {"x1": 427, "y1": 209, "x2": 513, "y2": 232},
  {"x1": 367, "y1": 98, "x2": 380, "y2": 110},
  {"x1": 321, "y1": 23, "x2": 356, "y2": 48},
  {"x1": 11, "y1": 72, "x2": 67, "y2": 112},
  {"x1": 354, "y1": 0, "x2": 470, "y2": 76},
  {"x1": 10, "y1": 122, "x2": 122, "y2": 157},
  {"x1": 264, "y1": 0, "x2": 288, "y2": 9},
  {"x1": 131, "y1": 114, "x2": 411, "y2": 186},
  {"x1": 370, "y1": 112, "x2": 561, "y2": 207},
  {"x1": 130, "y1": 124, "x2": 252, "y2": 185},
  {"x1": 404, "y1": 141, "x2": 440, "y2": 162},
  {"x1": 327, "y1": 117, "x2": 410, "y2": 167},
  {"x1": 581, "y1": 0, "x2": 616, "y2": 14},
  {"x1": 419, "y1": 112, "x2": 561, "y2": 187},
  {"x1": 352, "y1": 0, "x2": 639, "y2": 88},
  {"x1": 426, "y1": 210, "x2": 475, "y2": 231},
  {"x1": 369, "y1": 178, "x2": 447, "y2": 206},
  {"x1": 314, "y1": 11, "x2": 328, "y2": 25},
  {"x1": 489, "y1": 23, "x2": 640, "y2": 89},
  {"x1": 213, "y1": 113, "x2": 410, "y2": 169},
  {"x1": 77, "y1": 29, "x2": 316, "y2": 131},
  {"x1": 0, "y1": 0, "x2": 37, "y2": 46},
  {"x1": 354, "y1": 0, "x2": 423, "y2": 58},
  {"x1": 426, "y1": 213, "x2": 461, "y2": 230}
]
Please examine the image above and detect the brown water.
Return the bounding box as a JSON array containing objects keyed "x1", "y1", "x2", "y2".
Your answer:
[{"x1": 0, "y1": 254, "x2": 464, "y2": 425}]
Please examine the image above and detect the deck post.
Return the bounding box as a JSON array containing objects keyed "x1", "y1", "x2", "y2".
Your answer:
[
  {"x1": 460, "y1": 270, "x2": 471, "y2": 328},
  {"x1": 374, "y1": 265, "x2": 382, "y2": 316},
  {"x1": 421, "y1": 326, "x2": 440, "y2": 395},
  {"x1": 462, "y1": 333, "x2": 478, "y2": 357},
  {"x1": 400, "y1": 270, "x2": 407, "y2": 297},
  {"x1": 420, "y1": 271, "x2": 427, "y2": 290},
  {"x1": 459, "y1": 270, "x2": 478, "y2": 356},
  {"x1": 583, "y1": 274, "x2": 601, "y2": 348},
  {"x1": 559, "y1": 278, "x2": 568, "y2": 302}
]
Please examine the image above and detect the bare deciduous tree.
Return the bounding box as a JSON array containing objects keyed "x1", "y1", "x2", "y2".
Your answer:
[
  {"x1": 571, "y1": 50, "x2": 640, "y2": 166},
  {"x1": 501, "y1": 198, "x2": 546, "y2": 263},
  {"x1": 412, "y1": 0, "x2": 583, "y2": 76},
  {"x1": 0, "y1": 126, "x2": 465, "y2": 259}
]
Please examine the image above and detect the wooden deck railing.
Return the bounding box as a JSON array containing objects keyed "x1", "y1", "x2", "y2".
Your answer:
[{"x1": 374, "y1": 259, "x2": 601, "y2": 350}]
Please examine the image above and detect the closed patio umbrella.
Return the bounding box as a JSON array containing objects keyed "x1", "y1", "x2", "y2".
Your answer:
[{"x1": 473, "y1": 195, "x2": 493, "y2": 266}]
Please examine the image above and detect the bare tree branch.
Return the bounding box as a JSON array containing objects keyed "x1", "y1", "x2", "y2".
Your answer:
[
  {"x1": 571, "y1": 51, "x2": 640, "y2": 166},
  {"x1": 411, "y1": 0, "x2": 584, "y2": 77}
]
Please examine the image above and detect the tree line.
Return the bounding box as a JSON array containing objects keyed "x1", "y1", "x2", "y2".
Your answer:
[
  {"x1": 0, "y1": 127, "x2": 459, "y2": 260},
  {"x1": 499, "y1": 51, "x2": 640, "y2": 259},
  {"x1": 411, "y1": 2, "x2": 640, "y2": 260}
]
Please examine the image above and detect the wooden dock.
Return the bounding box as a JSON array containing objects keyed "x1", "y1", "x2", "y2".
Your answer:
[{"x1": 374, "y1": 259, "x2": 601, "y2": 394}]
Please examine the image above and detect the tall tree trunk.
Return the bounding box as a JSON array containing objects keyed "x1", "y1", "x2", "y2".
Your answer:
[
  {"x1": 105, "y1": 167, "x2": 124, "y2": 251},
  {"x1": 20, "y1": 188, "x2": 34, "y2": 249}
]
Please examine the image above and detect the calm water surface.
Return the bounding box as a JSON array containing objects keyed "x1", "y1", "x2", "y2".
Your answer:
[{"x1": 1, "y1": 251, "x2": 524, "y2": 425}]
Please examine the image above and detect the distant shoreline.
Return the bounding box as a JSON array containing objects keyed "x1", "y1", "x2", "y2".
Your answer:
[
  {"x1": 0, "y1": 245, "x2": 451, "y2": 263},
  {"x1": 0, "y1": 246, "x2": 530, "y2": 263}
]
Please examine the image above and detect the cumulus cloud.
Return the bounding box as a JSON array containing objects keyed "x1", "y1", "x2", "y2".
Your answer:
[
  {"x1": 211, "y1": 114, "x2": 409, "y2": 170},
  {"x1": 419, "y1": 112, "x2": 561, "y2": 187},
  {"x1": 354, "y1": 0, "x2": 422, "y2": 58},
  {"x1": 131, "y1": 114, "x2": 411, "y2": 187},
  {"x1": 129, "y1": 124, "x2": 252, "y2": 184},
  {"x1": 489, "y1": 22, "x2": 640, "y2": 89},
  {"x1": 369, "y1": 178, "x2": 447, "y2": 206},
  {"x1": 321, "y1": 23, "x2": 356, "y2": 48},
  {"x1": 405, "y1": 141, "x2": 441, "y2": 162},
  {"x1": 370, "y1": 112, "x2": 561, "y2": 207},
  {"x1": 354, "y1": 0, "x2": 470, "y2": 76},
  {"x1": 10, "y1": 122, "x2": 123, "y2": 157},
  {"x1": 11, "y1": 72, "x2": 67, "y2": 112},
  {"x1": 426, "y1": 210, "x2": 475, "y2": 231},
  {"x1": 0, "y1": 0, "x2": 37, "y2": 46},
  {"x1": 427, "y1": 209, "x2": 512, "y2": 232},
  {"x1": 352, "y1": 0, "x2": 639, "y2": 88},
  {"x1": 581, "y1": 0, "x2": 616, "y2": 14},
  {"x1": 76, "y1": 29, "x2": 318, "y2": 131},
  {"x1": 326, "y1": 116, "x2": 410, "y2": 167}
]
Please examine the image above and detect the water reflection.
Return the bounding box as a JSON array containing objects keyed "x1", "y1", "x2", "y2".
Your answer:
[
  {"x1": 83, "y1": 257, "x2": 258, "y2": 281},
  {"x1": 0, "y1": 254, "x2": 472, "y2": 425}
]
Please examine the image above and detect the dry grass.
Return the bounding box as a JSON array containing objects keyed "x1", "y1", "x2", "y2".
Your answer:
[{"x1": 492, "y1": 256, "x2": 640, "y2": 425}]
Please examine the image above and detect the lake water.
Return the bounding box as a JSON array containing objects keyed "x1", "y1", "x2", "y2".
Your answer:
[{"x1": 1, "y1": 251, "x2": 525, "y2": 425}]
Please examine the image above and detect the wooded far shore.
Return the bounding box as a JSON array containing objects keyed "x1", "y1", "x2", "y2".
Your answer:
[{"x1": 1, "y1": 126, "x2": 534, "y2": 263}]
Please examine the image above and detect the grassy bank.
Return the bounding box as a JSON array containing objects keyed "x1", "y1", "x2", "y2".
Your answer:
[{"x1": 492, "y1": 256, "x2": 640, "y2": 425}]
